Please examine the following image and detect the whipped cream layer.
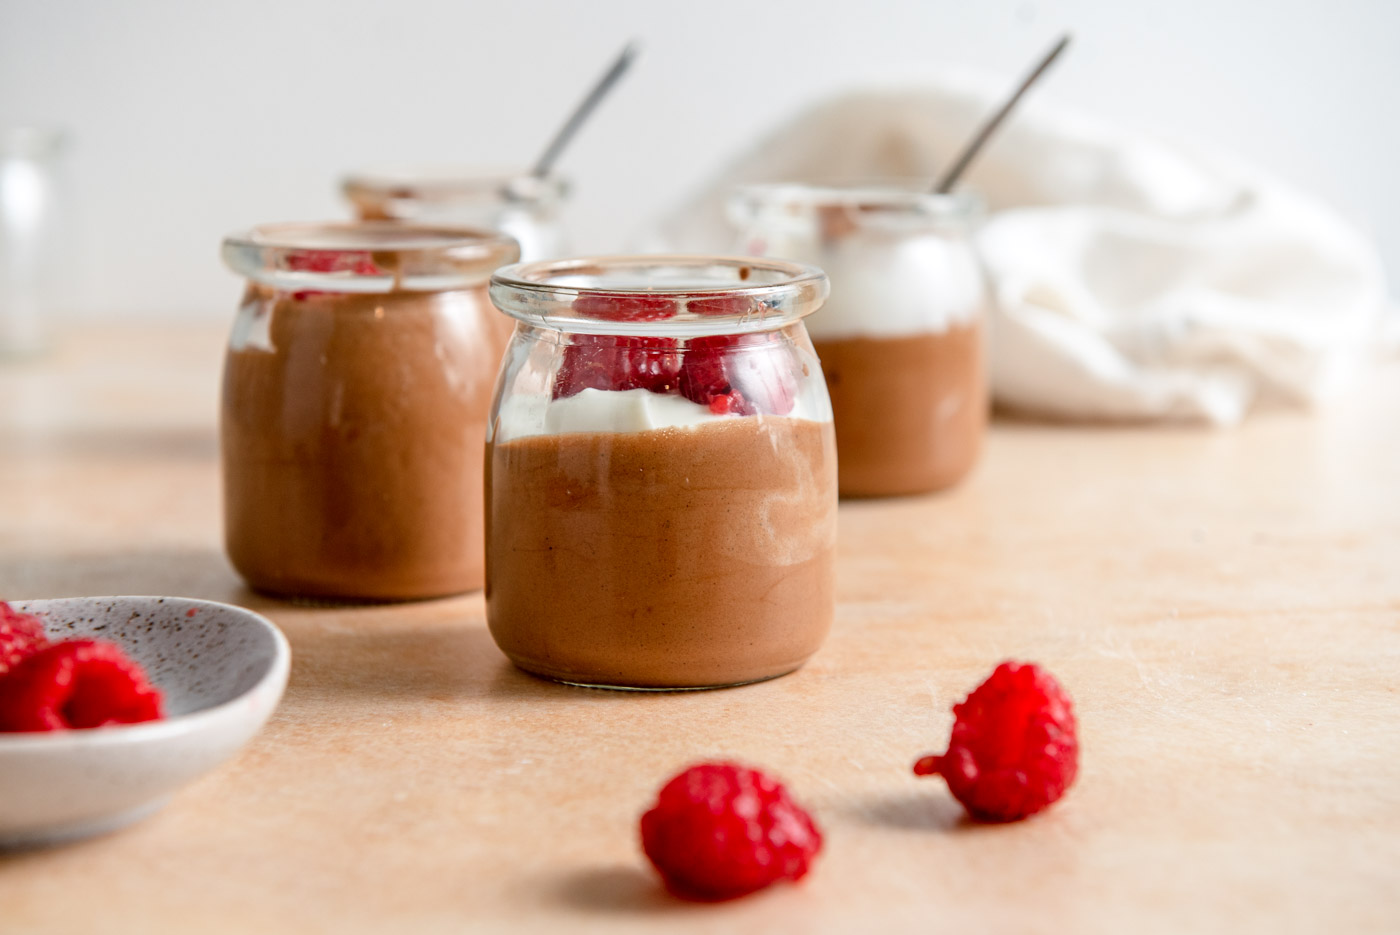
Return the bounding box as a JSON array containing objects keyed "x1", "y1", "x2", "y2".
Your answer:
[
  {"x1": 760, "y1": 231, "x2": 984, "y2": 340},
  {"x1": 493, "y1": 384, "x2": 832, "y2": 444}
]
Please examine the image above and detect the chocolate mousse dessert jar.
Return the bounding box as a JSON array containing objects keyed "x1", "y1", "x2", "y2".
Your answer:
[
  {"x1": 730, "y1": 184, "x2": 990, "y2": 497},
  {"x1": 219, "y1": 222, "x2": 520, "y2": 601},
  {"x1": 485, "y1": 256, "x2": 838, "y2": 689}
]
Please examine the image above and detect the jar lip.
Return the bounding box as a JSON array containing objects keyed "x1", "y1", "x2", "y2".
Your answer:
[
  {"x1": 489, "y1": 254, "x2": 830, "y2": 337},
  {"x1": 222, "y1": 221, "x2": 520, "y2": 293},
  {"x1": 729, "y1": 181, "x2": 983, "y2": 221},
  {"x1": 342, "y1": 167, "x2": 569, "y2": 205}
]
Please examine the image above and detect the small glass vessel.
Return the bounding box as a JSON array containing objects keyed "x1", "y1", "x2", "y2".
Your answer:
[
  {"x1": 730, "y1": 183, "x2": 989, "y2": 497},
  {"x1": 485, "y1": 255, "x2": 837, "y2": 689},
  {"x1": 0, "y1": 127, "x2": 68, "y2": 357},
  {"x1": 220, "y1": 221, "x2": 519, "y2": 600},
  {"x1": 343, "y1": 168, "x2": 567, "y2": 262}
]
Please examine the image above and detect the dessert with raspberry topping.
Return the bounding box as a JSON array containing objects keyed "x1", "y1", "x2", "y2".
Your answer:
[
  {"x1": 220, "y1": 222, "x2": 519, "y2": 600},
  {"x1": 731, "y1": 184, "x2": 989, "y2": 497},
  {"x1": 484, "y1": 257, "x2": 837, "y2": 688}
]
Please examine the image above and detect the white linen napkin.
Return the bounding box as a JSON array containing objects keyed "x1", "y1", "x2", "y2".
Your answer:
[{"x1": 649, "y1": 78, "x2": 1390, "y2": 424}]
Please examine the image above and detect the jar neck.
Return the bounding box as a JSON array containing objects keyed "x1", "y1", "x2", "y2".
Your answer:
[
  {"x1": 343, "y1": 171, "x2": 568, "y2": 218},
  {"x1": 488, "y1": 255, "x2": 829, "y2": 338},
  {"x1": 222, "y1": 221, "x2": 520, "y2": 294},
  {"x1": 730, "y1": 183, "x2": 982, "y2": 239}
]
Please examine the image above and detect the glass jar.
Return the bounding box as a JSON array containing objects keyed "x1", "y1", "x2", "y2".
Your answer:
[
  {"x1": 485, "y1": 255, "x2": 837, "y2": 689},
  {"x1": 730, "y1": 184, "x2": 989, "y2": 497},
  {"x1": 343, "y1": 169, "x2": 567, "y2": 262},
  {"x1": 220, "y1": 221, "x2": 520, "y2": 601},
  {"x1": 1, "y1": 128, "x2": 68, "y2": 357}
]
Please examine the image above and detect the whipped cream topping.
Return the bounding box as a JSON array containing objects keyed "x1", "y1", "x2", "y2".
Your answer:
[
  {"x1": 757, "y1": 230, "x2": 985, "y2": 340},
  {"x1": 492, "y1": 383, "x2": 832, "y2": 444}
]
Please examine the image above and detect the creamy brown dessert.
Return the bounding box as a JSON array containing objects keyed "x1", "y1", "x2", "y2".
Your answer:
[
  {"x1": 219, "y1": 222, "x2": 519, "y2": 602},
  {"x1": 815, "y1": 321, "x2": 986, "y2": 497},
  {"x1": 729, "y1": 184, "x2": 991, "y2": 498},
  {"x1": 486, "y1": 416, "x2": 836, "y2": 688},
  {"x1": 482, "y1": 255, "x2": 837, "y2": 689},
  {"x1": 222, "y1": 286, "x2": 508, "y2": 600}
]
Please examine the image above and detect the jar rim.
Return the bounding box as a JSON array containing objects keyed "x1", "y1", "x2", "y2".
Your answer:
[
  {"x1": 489, "y1": 255, "x2": 830, "y2": 337},
  {"x1": 222, "y1": 221, "x2": 520, "y2": 294},
  {"x1": 729, "y1": 181, "x2": 983, "y2": 225},
  {"x1": 342, "y1": 168, "x2": 568, "y2": 206}
]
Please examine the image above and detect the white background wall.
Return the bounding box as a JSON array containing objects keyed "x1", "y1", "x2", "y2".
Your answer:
[{"x1": 2, "y1": 0, "x2": 1397, "y2": 317}]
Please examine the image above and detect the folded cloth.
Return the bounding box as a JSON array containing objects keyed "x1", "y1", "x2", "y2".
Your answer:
[{"x1": 649, "y1": 77, "x2": 1390, "y2": 424}]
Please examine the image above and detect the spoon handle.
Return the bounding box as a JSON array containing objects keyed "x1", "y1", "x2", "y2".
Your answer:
[
  {"x1": 530, "y1": 41, "x2": 641, "y2": 179},
  {"x1": 935, "y1": 33, "x2": 1072, "y2": 194}
]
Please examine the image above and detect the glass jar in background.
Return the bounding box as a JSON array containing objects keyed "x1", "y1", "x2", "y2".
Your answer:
[
  {"x1": 220, "y1": 222, "x2": 520, "y2": 601},
  {"x1": 0, "y1": 128, "x2": 67, "y2": 357},
  {"x1": 730, "y1": 184, "x2": 989, "y2": 497},
  {"x1": 343, "y1": 169, "x2": 568, "y2": 262},
  {"x1": 485, "y1": 255, "x2": 837, "y2": 689}
]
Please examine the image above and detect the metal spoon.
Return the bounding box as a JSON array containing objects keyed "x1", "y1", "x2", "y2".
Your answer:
[
  {"x1": 934, "y1": 34, "x2": 1072, "y2": 194},
  {"x1": 529, "y1": 41, "x2": 641, "y2": 180}
]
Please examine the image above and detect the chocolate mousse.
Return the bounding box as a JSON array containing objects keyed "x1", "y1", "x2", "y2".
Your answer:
[
  {"x1": 728, "y1": 184, "x2": 991, "y2": 499},
  {"x1": 221, "y1": 284, "x2": 510, "y2": 601},
  {"x1": 485, "y1": 416, "x2": 836, "y2": 688},
  {"x1": 815, "y1": 321, "x2": 986, "y2": 497},
  {"x1": 483, "y1": 255, "x2": 837, "y2": 689}
]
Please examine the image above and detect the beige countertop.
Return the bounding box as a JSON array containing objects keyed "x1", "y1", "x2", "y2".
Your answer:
[{"x1": 0, "y1": 321, "x2": 1397, "y2": 933}]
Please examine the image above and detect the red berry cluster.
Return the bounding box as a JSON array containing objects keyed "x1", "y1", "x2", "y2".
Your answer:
[
  {"x1": 553, "y1": 294, "x2": 800, "y2": 416},
  {"x1": 0, "y1": 602, "x2": 165, "y2": 733}
]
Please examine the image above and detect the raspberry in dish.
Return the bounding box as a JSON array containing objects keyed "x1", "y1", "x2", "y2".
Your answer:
[
  {"x1": 0, "y1": 602, "x2": 49, "y2": 676},
  {"x1": 0, "y1": 639, "x2": 165, "y2": 732},
  {"x1": 913, "y1": 660, "x2": 1079, "y2": 822},
  {"x1": 640, "y1": 762, "x2": 823, "y2": 901}
]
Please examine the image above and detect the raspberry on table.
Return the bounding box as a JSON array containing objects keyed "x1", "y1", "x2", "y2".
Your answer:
[
  {"x1": 0, "y1": 601, "x2": 49, "y2": 676},
  {"x1": 640, "y1": 761, "x2": 823, "y2": 901},
  {"x1": 0, "y1": 639, "x2": 164, "y2": 732},
  {"x1": 913, "y1": 661, "x2": 1079, "y2": 822}
]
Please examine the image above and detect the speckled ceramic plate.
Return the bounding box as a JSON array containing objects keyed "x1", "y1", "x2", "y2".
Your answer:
[{"x1": 0, "y1": 596, "x2": 290, "y2": 848}]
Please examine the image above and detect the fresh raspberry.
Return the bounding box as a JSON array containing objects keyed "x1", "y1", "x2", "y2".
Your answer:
[
  {"x1": 913, "y1": 661, "x2": 1078, "y2": 822},
  {"x1": 572, "y1": 293, "x2": 677, "y2": 322},
  {"x1": 0, "y1": 602, "x2": 48, "y2": 676},
  {"x1": 678, "y1": 333, "x2": 798, "y2": 417},
  {"x1": 687, "y1": 295, "x2": 759, "y2": 317},
  {"x1": 283, "y1": 249, "x2": 379, "y2": 276},
  {"x1": 640, "y1": 762, "x2": 823, "y2": 902},
  {"x1": 0, "y1": 640, "x2": 164, "y2": 732},
  {"x1": 283, "y1": 249, "x2": 380, "y2": 300},
  {"x1": 553, "y1": 335, "x2": 682, "y2": 399}
]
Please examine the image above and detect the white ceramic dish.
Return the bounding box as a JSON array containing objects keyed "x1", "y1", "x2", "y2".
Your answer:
[{"x1": 0, "y1": 596, "x2": 290, "y2": 848}]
